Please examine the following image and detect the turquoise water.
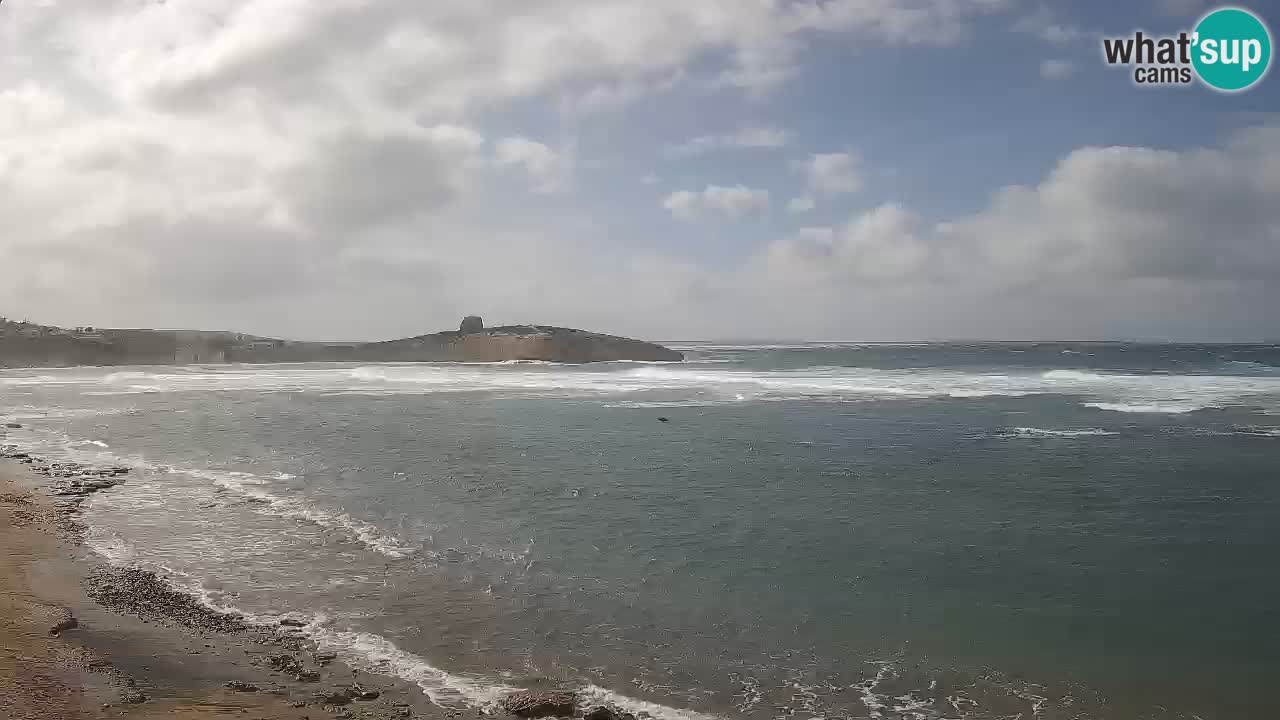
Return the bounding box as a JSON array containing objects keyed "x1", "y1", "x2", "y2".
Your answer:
[{"x1": 3, "y1": 343, "x2": 1279, "y2": 719}]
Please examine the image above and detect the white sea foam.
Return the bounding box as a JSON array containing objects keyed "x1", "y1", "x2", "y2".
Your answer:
[
  {"x1": 4, "y1": 424, "x2": 417, "y2": 560},
  {"x1": 85, "y1": 527, "x2": 136, "y2": 565},
  {"x1": 100, "y1": 561, "x2": 717, "y2": 720},
  {"x1": 1236, "y1": 427, "x2": 1280, "y2": 437},
  {"x1": 188, "y1": 468, "x2": 416, "y2": 559},
  {"x1": 852, "y1": 662, "x2": 895, "y2": 717},
  {"x1": 578, "y1": 685, "x2": 723, "y2": 720},
  {"x1": 602, "y1": 400, "x2": 721, "y2": 409},
  {"x1": 7, "y1": 361, "x2": 1280, "y2": 414},
  {"x1": 1204, "y1": 426, "x2": 1280, "y2": 438},
  {"x1": 306, "y1": 627, "x2": 517, "y2": 708},
  {"x1": 1004, "y1": 427, "x2": 1119, "y2": 438},
  {"x1": 1083, "y1": 402, "x2": 1205, "y2": 414}
]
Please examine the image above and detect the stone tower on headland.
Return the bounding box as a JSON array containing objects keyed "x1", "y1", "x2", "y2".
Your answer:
[{"x1": 459, "y1": 315, "x2": 484, "y2": 334}]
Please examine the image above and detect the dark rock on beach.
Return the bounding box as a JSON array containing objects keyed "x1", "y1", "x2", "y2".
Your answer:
[
  {"x1": 1, "y1": 451, "x2": 131, "y2": 500},
  {"x1": 583, "y1": 707, "x2": 631, "y2": 720},
  {"x1": 316, "y1": 688, "x2": 355, "y2": 706},
  {"x1": 268, "y1": 653, "x2": 304, "y2": 674},
  {"x1": 85, "y1": 566, "x2": 248, "y2": 634},
  {"x1": 501, "y1": 690, "x2": 578, "y2": 718},
  {"x1": 48, "y1": 607, "x2": 78, "y2": 635},
  {"x1": 225, "y1": 680, "x2": 260, "y2": 692}
]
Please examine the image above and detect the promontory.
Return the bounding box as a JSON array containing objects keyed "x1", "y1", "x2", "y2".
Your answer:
[{"x1": 0, "y1": 316, "x2": 683, "y2": 367}]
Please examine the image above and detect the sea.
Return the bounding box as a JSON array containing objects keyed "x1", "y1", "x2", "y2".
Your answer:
[{"x1": 2, "y1": 342, "x2": 1279, "y2": 720}]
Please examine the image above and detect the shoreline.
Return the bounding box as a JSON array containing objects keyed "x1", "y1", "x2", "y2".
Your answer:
[{"x1": 0, "y1": 455, "x2": 452, "y2": 719}]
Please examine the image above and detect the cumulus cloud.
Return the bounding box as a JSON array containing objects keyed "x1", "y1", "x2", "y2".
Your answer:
[
  {"x1": 757, "y1": 126, "x2": 1280, "y2": 339},
  {"x1": 495, "y1": 137, "x2": 573, "y2": 193},
  {"x1": 664, "y1": 185, "x2": 772, "y2": 220},
  {"x1": 666, "y1": 127, "x2": 790, "y2": 158},
  {"x1": 767, "y1": 204, "x2": 931, "y2": 282},
  {"x1": 805, "y1": 152, "x2": 864, "y2": 196},
  {"x1": 788, "y1": 196, "x2": 817, "y2": 213},
  {"x1": 35, "y1": 0, "x2": 1016, "y2": 114}
]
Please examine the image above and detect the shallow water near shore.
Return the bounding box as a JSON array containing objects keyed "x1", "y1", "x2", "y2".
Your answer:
[{"x1": 4, "y1": 342, "x2": 1280, "y2": 719}]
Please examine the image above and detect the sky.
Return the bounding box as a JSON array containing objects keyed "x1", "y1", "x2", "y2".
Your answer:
[{"x1": 2, "y1": 0, "x2": 1279, "y2": 342}]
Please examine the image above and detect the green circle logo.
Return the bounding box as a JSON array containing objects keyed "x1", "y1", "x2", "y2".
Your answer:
[{"x1": 1192, "y1": 7, "x2": 1272, "y2": 92}]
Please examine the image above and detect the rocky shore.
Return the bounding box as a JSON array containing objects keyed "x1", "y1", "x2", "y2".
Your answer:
[{"x1": 0, "y1": 433, "x2": 643, "y2": 720}]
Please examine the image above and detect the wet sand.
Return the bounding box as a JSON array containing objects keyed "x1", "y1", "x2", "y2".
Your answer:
[{"x1": 0, "y1": 459, "x2": 452, "y2": 719}]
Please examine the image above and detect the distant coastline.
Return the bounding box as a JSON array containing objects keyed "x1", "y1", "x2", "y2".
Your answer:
[{"x1": 0, "y1": 315, "x2": 683, "y2": 367}]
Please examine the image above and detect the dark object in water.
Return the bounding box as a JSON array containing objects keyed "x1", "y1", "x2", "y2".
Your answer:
[{"x1": 657, "y1": 417, "x2": 669, "y2": 422}]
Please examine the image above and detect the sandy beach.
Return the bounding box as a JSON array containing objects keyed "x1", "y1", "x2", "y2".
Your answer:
[{"x1": 0, "y1": 459, "x2": 449, "y2": 720}]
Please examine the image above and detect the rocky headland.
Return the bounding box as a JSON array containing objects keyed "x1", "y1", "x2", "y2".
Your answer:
[{"x1": 0, "y1": 316, "x2": 682, "y2": 367}]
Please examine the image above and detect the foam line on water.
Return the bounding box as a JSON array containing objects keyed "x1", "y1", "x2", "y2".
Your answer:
[
  {"x1": 0, "y1": 425, "x2": 416, "y2": 560},
  {"x1": 1003, "y1": 427, "x2": 1119, "y2": 438},
  {"x1": 1083, "y1": 402, "x2": 1204, "y2": 414},
  {"x1": 172, "y1": 467, "x2": 417, "y2": 559},
  {"x1": 577, "y1": 685, "x2": 723, "y2": 720},
  {"x1": 97, "y1": 562, "x2": 722, "y2": 720},
  {"x1": 6, "y1": 362, "x2": 1280, "y2": 413},
  {"x1": 305, "y1": 627, "x2": 517, "y2": 708},
  {"x1": 98, "y1": 564, "x2": 518, "y2": 710}
]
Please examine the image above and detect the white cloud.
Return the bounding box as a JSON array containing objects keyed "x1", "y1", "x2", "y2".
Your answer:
[
  {"x1": 3, "y1": 1, "x2": 1279, "y2": 342},
  {"x1": 1040, "y1": 59, "x2": 1075, "y2": 79},
  {"x1": 664, "y1": 185, "x2": 771, "y2": 220},
  {"x1": 806, "y1": 152, "x2": 863, "y2": 196},
  {"x1": 788, "y1": 196, "x2": 817, "y2": 213},
  {"x1": 757, "y1": 126, "x2": 1280, "y2": 339},
  {"x1": 563, "y1": 71, "x2": 686, "y2": 114},
  {"x1": 495, "y1": 137, "x2": 573, "y2": 193},
  {"x1": 43, "y1": 0, "x2": 1017, "y2": 115},
  {"x1": 768, "y1": 204, "x2": 930, "y2": 282},
  {"x1": 665, "y1": 127, "x2": 790, "y2": 158},
  {"x1": 1012, "y1": 7, "x2": 1087, "y2": 46}
]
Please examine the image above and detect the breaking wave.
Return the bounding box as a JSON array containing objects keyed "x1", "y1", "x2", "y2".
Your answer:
[
  {"x1": 75, "y1": 557, "x2": 724, "y2": 720},
  {"x1": 5, "y1": 362, "x2": 1280, "y2": 413},
  {"x1": 1, "y1": 427, "x2": 416, "y2": 560},
  {"x1": 1083, "y1": 402, "x2": 1206, "y2": 414}
]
